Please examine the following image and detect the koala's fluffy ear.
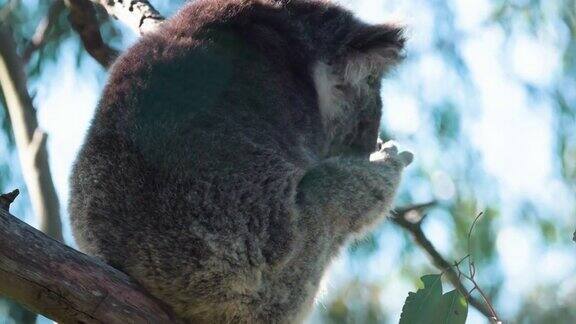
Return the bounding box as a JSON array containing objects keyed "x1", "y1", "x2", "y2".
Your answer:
[{"x1": 341, "y1": 23, "x2": 406, "y2": 85}]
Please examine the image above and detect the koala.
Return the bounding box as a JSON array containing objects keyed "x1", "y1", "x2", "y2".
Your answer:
[{"x1": 69, "y1": 0, "x2": 412, "y2": 323}]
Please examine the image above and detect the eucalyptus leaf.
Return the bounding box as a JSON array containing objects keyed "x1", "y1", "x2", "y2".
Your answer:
[
  {"x1": 431, "y1": 290, "x2": 468, "y2": 324},
  {"x1": 399, "y1": 274, "x2": 468, "y2": 324}
]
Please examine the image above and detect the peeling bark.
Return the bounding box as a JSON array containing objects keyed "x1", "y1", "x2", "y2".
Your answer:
[{"x1": 91, "y1": 0, "x2": 164, "y2": 35}]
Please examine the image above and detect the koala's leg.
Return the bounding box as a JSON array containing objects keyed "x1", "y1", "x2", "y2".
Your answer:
[{"x1": 296, "y1": 142, "x2": 412, "y2": 234}]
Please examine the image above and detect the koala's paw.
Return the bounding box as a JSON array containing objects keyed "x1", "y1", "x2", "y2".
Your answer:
[{"x1": 370, "y1": 140, "x2": 413, "y2": 167}]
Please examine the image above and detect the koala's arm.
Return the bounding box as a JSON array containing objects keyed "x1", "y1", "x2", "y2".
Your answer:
[{"x1": 296, "y1": 144, "x2": 412, "y2": 234}]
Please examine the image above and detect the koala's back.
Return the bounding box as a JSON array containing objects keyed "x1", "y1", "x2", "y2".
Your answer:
[
  {"x1": 70, "y1": 0, "x2": 333, "y2": 322},
  {"x1": 69, "y1": 0, "x2": 410, "y2": 322}
]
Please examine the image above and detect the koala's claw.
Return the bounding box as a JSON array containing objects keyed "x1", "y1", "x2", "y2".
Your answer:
[
  {"x1": 370, "y1": 140, "x2": 413, "y2": 167},
  {"x1": 381, "y1": 141, "x2": 398, "y2": 155}
]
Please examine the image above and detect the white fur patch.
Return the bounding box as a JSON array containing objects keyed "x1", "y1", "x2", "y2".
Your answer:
[{"x1": 312, "y1": 62, "x2": 346, "y2": 124}]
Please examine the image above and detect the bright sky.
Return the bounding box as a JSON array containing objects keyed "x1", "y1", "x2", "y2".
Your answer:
[{"x1": 14, "y1": 0, "x2": 574, "y2": 323}]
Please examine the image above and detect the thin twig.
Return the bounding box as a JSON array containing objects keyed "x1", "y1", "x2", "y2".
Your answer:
[
  {"x1": 392, "y1": 202, "x2": 494, "y2": 319},
  {"x1": 454, "y1": 258, "x2": 499, "y2": 323},
  {"x1": 467, "y1": 212, "x2": 483, "y2": 279},
  {"x1": 22, "y1": 0, "x2": 65, "y2": 63},
  {"x1": 464, "y1": 212, "x2": 501, "y2": 322}
]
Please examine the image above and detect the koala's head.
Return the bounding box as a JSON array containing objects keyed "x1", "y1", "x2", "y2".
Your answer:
[
  {"x1": 169, "y1": 0, "x2": 404, "y2": 158},
  {"x1": 284, "y1": 0, "x2": 406, "y2": 158},
  {"x1": 313, "y1": 30, "x2": 404, "y2": 159}
]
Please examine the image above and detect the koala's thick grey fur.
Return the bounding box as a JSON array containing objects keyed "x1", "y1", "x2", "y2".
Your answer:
[{"x1": 69, "y1": 0, "x2": 412, "y2": 322}]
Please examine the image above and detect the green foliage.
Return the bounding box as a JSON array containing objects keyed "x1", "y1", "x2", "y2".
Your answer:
[
  {"x1": 321, "y1": 280, "x2": 389, "y2": 324},
  {"x1": 433, "y1": 102, "x2": 461, "y2": 147},
  {"x1": 399, "y1": 275, "x2": 467, "y2": 324}
]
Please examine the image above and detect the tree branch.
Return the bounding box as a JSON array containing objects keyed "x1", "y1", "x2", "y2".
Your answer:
[
  {"x1": 0, "y1": 190, "x2": 182, "y2": 323},
  {"x1": 64, "y1": 0, "x2": 164, "y2": 68},
  {"x1": 0, "y1": 26, "x2": 63, "y2": 242},
  {"x1": 90, "y1": 0, "x2": 164, "y2": 35},
  {"x1": 391, "y1": 202, "x2": 494, "y2": 320},
  {"x1": 64, "y1": 0, "x2": 119, "y2": 68},
  {"x1": 22, "y1": 0, "x2": 66, "y2": 63}
]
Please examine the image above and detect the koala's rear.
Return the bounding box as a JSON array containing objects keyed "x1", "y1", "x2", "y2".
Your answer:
[{"x1": 70, "y1": 0, "x2": 411, "y2": 322}]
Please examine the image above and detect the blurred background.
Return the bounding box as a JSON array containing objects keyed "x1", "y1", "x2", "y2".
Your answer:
[{"x1": 0, "y1": 0, "x2": 574, "y2": 323}]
